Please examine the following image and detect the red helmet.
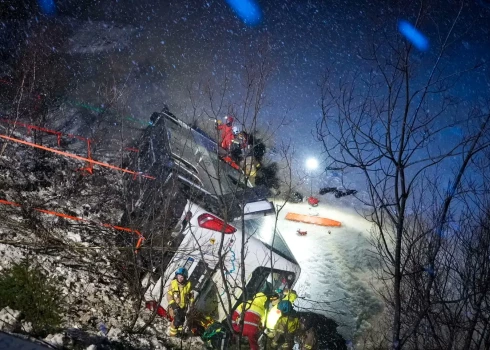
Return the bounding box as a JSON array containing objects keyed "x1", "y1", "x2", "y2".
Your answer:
[{"x1": 225, "y1": 115, "x2": 234, "y2": 125}]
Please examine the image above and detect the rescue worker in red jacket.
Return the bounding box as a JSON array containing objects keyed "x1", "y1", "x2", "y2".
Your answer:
[
  {"x1": 167, "y1": 267, "x2": 194, "y2": 337},
  {"x1": 216, "y1": 115, "x2": 235, "y2": 151},
  {"x1": 231, "y1": 291, "x2": 268, "y2": 350}
]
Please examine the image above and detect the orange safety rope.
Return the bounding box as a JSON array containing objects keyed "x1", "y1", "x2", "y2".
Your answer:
[
  {"x1": 1, "y1": 118, "x2": 64, "y2": 146},
  {"x1": 0, "y1": 198, "x2": 144, "y2": 251},
  {"x1": 79, "y1": 138, "x2": 94, "y2": 175},
  {"x1": 0, "y1": 133, "x2": 155, "y2": 180},
  {"x1": 0, "y1": 119, "x2": 140, "y2": 175}
]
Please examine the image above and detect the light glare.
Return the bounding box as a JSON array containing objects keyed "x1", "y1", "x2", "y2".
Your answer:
[{"x1": 306, "y1": 158, "x2": 318, "y2": 170}]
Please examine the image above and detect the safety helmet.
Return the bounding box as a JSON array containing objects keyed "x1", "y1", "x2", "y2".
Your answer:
[
  {"x1": 277, "y1": 300, "x2": 293, "y2": 315},
  {"x1": 232, "y1": 125, "x2": 240, "y2": 135},
  {"x1": 225, "y1": 115, "x2": 234, "y2": 126},
  {"x1": 175, "y1": 267, "x2": 188, "y2": 279}
]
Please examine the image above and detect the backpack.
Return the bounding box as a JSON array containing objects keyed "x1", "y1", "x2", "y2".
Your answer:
[{"x1": 201, "y1": 322, "x2": 231, "y2": 350}]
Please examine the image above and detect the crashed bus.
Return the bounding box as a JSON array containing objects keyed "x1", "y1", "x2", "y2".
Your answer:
[{"x1": 141, "y1": 109, "x2": 300, "y2": 329}]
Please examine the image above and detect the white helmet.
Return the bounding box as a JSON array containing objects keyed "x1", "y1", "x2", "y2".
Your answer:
[{"x1": 232, "y1": 125, "x2": 240, "y2": 135}]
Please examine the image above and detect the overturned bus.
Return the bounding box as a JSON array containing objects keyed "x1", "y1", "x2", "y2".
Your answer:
[{"x1": 138, "y1": 109, "x2": 300, "y2": 324}]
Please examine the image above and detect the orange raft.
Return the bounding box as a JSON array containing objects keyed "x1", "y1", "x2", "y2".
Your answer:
[{"x1": 285, "y1": 212, "x2": 341, "y2": 227}]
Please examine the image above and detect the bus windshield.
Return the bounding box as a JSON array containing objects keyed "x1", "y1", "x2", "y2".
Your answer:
[
  {"x1": 243, "y1": 216, "x2": 297, "y2": 264},
  {"x1": 245, "y1": 266, "x2": 296, "y2": 297}
]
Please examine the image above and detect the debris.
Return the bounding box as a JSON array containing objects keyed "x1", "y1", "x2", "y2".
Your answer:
[
  {"x1": 319, "y1": 187, "x2": 357, "y2": 198},
  {"x1": 285, "y1": 212, "x2": 341, "y2": 227},
  {"x1": 297, "y1": 229, "x2": 307, "y2": 236},
  {"x1": 287, "y1": 191, "x2": 304, "y2": 203},
  {"x1": 307, "y1": 196, "x2": 319, "y2": 207},
  {"x1": 97, "y1": 323, "x2": 108, "y2": 336},
  {"x1": 335, "y1": 189, "x2": 357, "y2": 198},
  {"x1": 319, "y1": 187, "x2": 337, "y2": 195}
]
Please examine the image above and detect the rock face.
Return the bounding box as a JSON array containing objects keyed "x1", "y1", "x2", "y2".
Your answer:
[
  {"x1": 0, "y1": 123, "x2": 205, "y2": 350},
  {"x1": 0, "y1": 307, "x2": 22, "y2": 332},
  {"x1": 44, "y1": 333, "x2": 67, "y2": 348}
]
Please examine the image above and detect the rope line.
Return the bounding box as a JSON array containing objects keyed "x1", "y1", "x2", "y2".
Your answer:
[
  {"x1": 0, "y1": 133, "x2": 155, "y2": 179},
  {"x1": 0, "y1": 199, "x2": 144, "y2": 251}
]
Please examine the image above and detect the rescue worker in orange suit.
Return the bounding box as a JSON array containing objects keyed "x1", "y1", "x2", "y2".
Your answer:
[
  {"x1": 231, "y1": 291, "x2": 269, "y2": 350},
  {"x1": 270, "y1": 300, "x2": 300, "y2": 350},
  {"x1": 167, "y1": 267, "x2": 194, "y2": 337},
  {"x1": 216, "y1": 115, "x2": 235, "y2": 151},
  {"x1": 298, "y1": 315, "x2": 318, "y2": 350}
]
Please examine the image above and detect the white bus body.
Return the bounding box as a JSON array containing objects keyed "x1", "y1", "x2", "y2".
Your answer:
[{"x1": 146, "y1": 200, "x2": 300, "y2": 321}]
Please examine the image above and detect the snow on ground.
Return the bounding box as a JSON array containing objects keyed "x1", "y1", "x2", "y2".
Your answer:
[
  {"x1": 274, "y1": 198, "x2": 383, "y2": 342},
  {"x1": 0, "y1": 144, "x2": 204, "y2": 349}
]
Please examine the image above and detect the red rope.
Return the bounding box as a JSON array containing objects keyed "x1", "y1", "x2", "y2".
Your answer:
[
  {"x1": 0, "y1": 198, "x2": 144, "y2": 251},
  {"x1": 0, "y1": 133, "x2": 155, "y2": 180}
]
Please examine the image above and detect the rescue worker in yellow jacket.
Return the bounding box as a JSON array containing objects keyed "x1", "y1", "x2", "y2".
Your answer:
[
  {"x1": 167, "y1": 267, "x2": 194, "y2": 337},
  {"x1": 265, "y1": 288, "x2": 298, "y2": 333},
  {"x1": 270, "y1": 300, "x2": 300, "y2": 349},
  {"x1": 231, "y1": 292, "x2": 269, "y2": 350}
]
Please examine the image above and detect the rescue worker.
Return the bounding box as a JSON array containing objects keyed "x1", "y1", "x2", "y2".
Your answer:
[
  {"x1": 167, "y1": 267, "x2": 194, "y2": 337},
  {"x1": 270, "y1": 300, "x2": 300, "y2": 350},
  {"x1": 216, "y1": 115, "x2": 235, "y2": 151},
  {"x1": 231, "y1": 291, "x2": 269, "y2": 350},
  {"x1": 240, "y1": 156, "x2": 260, "y2": 186},
  {"x1": 264, "y1": 288, "x2": 298, "y2": 334},
  {"x1": 230, "y1": 125, "x2": 244, "y2": 162},
  {"x1": 298, "y1": 315, "x2": 318, "y2": 350}
]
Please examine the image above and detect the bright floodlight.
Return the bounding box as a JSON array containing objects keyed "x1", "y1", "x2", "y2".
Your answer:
[{"x1": 306, "y1": 157, "x2": 318, "y2": 170}]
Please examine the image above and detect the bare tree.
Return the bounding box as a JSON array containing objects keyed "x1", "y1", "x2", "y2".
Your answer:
[{"x1": 316, "y1": 2, "x2": 490, "y2": 348}]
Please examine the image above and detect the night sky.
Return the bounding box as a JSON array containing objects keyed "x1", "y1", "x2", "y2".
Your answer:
[{"x1": 2, "y1": 0, "x2": 490, "y2": 190}]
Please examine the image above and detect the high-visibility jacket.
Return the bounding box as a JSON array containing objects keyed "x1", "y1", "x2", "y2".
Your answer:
[
  {"x1": 232, "y1": 292, "x2": 268, "y2": 350},
  {"x1": 265, "y1": 290, "x2": 298, "y2": 330},
  {"x1": 272, "y1": 312, "x2": 300, "y2": 349},
  {"x1": 167, "y1": 279, "x2": 193, "y2": 309},
  {"x1": 283, "y1": 290, "x2": 297, "y2": 303},
  {"x1": 233, "y1": 292, "x2": 267, "y2": 329}
]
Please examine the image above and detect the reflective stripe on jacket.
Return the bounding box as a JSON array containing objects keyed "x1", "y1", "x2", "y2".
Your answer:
[
  {"x1": 235, "y1": 292, "x2": 268, "y2": 324},
  {"x1": 167, "y1": 279, "x2": 193, "y2": 309}
]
